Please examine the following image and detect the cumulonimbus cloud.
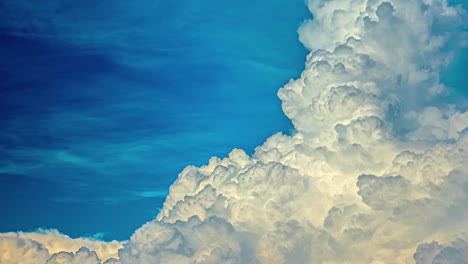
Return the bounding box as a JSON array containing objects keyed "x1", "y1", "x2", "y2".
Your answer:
[{"x1": 2, "y1": 0, "x2": 468, "y2": 263}]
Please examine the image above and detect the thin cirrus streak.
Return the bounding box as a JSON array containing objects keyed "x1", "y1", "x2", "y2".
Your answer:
[{"x1": 2, "y1": 0, "x2": 468, "y2": 263}]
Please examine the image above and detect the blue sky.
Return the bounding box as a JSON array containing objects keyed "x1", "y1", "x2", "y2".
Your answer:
[
  {"x1": 440, "y1": 0, "x2": 468, "y2": 98},
  {"x1": 0, "y1": 1, "x2": 310, "y2": 240}
]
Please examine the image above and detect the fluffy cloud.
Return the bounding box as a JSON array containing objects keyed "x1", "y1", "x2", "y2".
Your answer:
[
  {"x1": 3, "y1": 0, "x2": 468, "y2": 263},
  {"x1": 0, "y1": 229, "x2": 122, "y2": 264},
  {"x1": 0, "y1": 235, "x2": 50, "y2": 264},
  {"x1": 414, "y1": 237, "x2": 468, "y2": 264}
]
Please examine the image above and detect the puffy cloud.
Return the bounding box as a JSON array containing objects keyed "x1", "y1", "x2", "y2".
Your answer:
[
  {"x1": 119, "y1": 216, "x2": 257, "y2": 264},
  {"x1": 0, "y1": 235, "x2": 50, "y2": 264},
  {"x1": 3, "y1": 0, "x2": 468, "y2": 263},
  {"x1": 0, "y1": 229, "x2": 122, "y2": 264},
  {"x1": 143, "y1": 0, "x2": 468, "y2": 263},
  {"x1": 46, "y1": 247, "x2": 101, "y2": 264},
  {"x1": 414, "y1": 238, "x2": 468, "y2": 264},
  {"x1": 45, "y1": 248, "x2": 121, "y2": 264}
]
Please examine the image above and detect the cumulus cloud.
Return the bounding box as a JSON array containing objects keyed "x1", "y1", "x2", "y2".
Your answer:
[
  {"x1": 0, "y1": 229, "x2": 122, "y2": 264},
  {"x1": 2, "y1": 0, "x2": 468, "y2": 263},
  {"x1": 414, "y1": 237, "x2": 468, "y2": 264}
]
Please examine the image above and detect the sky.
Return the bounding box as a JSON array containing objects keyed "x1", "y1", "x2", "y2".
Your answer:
[
  {"x1": 0, "y1": 1, "x2": 310, "y2": 241},
  {"x1": 2, "y1": 0, "x2": 468, "y2": 263}
]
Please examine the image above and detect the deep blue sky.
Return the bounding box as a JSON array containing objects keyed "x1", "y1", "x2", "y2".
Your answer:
[{"x1": 0, "y1": 1, "x2": 310, "y2": 240}]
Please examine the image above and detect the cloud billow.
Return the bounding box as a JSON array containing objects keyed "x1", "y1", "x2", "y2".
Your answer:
[{"x1": 2, "y1": 0, "x2": 468, "y2": 263}]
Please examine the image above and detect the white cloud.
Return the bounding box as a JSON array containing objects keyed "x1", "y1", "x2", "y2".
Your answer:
[
  {"x1": 0, "y1": 230, "x2": 122, "y2": 264},
  {"x1": 2, "y1": 0, "x2": 468, "y2": 263},
  {"x1": 414, "y1": 237, "x2": 468, "y2": 264},
  {"x1": 0, "y1": 235, "x2": 50, "y2": 264},
  {"x1": 46, "y1": 247, "x2": 101, "y2": 264}
]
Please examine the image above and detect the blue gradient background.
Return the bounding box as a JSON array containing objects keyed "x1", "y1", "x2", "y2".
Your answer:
[{"x1": 0, "y1": 1, "x2": 310, "y2": 240}]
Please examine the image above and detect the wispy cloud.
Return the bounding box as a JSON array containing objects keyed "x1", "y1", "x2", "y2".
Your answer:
[{"x1": 133, "y1": 191, "x2": 168, "y2": 198}]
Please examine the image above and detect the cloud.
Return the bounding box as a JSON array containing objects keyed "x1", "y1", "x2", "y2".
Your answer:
[
  {"x1": 0, "y1": 235, "x2": 50, "y2": 264},
  {"x1": 134, "y1": 190, "x2": 169, "y2": 198},
  {"x1": 2, "y1": 0, "x2": 468, "y2": 263},
  {"x1": 46, "y1": 247, "x2": 101, "y2": 264},
  {"x1": 414, "y1": 237, "x2": 468, "y2": 264},
  {"x1": 0, "y1": 229, "x2": 122, "y2": 264},
  {"x1": 119, "y1": 216, "x2": 257, "y2": 264}
]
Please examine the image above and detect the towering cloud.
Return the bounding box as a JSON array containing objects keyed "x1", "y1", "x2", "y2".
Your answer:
[{"x1": 2, "y1": 0, "x2": 468, "y2": 263}]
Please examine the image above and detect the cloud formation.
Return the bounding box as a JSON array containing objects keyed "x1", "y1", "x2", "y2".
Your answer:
[
  {"x1": 2, "y1": 0, "x2": 468, "y2": 263},
  {"x1": 0, "y1": 229, "x2": 122, "y2": 264}
]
